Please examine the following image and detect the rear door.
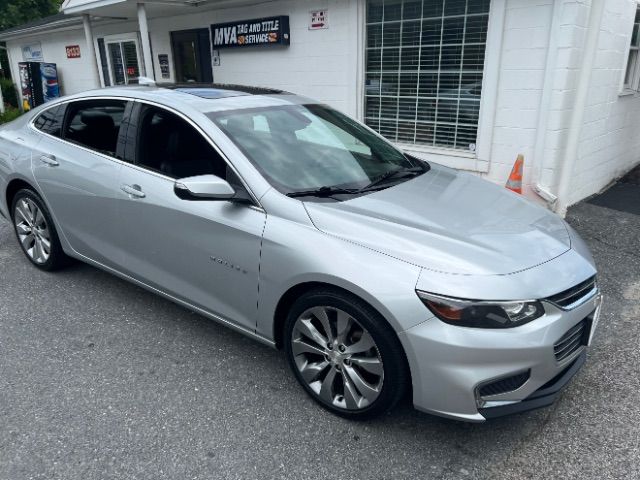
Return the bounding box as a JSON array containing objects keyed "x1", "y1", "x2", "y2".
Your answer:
[
  {"x1": 31, "y1": 98, "x2": 132, "y2": 267},
  {"x1": 115, "y1": 102, "x2": 266, "y2": 331}
]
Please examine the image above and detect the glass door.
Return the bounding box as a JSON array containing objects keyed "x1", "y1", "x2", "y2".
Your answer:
[{"x1": 106, "y1": 39, "x2": 142, "y2": 85}]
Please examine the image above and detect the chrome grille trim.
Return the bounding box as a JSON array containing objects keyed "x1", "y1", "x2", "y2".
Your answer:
[{"x1": 547, "y1": 276, "x2": 597, "y2": 310}]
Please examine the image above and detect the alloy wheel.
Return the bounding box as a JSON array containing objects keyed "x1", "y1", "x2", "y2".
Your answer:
[
  {"x1": 291, "y1": 306, "x2": 384, "y2": 410},
  {"x1": 14, "y1": 197, "x2": 51, "y2": 264}
]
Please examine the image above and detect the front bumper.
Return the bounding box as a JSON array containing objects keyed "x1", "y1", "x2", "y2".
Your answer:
[{"x1": 399, "y1": 290, "x2": 602, "y2": 422}]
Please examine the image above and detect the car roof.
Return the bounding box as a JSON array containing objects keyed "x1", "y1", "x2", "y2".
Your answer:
[{"x1": 50, "y1": 84, "x2": 314, "y2": 115}]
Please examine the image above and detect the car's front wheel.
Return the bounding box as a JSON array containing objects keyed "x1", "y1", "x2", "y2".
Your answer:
[
  {"x1": 11, "y1": 188, "x2": 70, "y2": 271},
  {"x1": 284, "y1": 289, "x2": 409, "y2": 419}
]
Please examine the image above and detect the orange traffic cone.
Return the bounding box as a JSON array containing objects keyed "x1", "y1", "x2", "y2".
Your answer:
[{"x1": 505, "y1": 154, "x2": 524, "y2": 194}]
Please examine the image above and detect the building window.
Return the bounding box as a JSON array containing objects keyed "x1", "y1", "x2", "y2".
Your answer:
[
  {"x1": 624, "y1": 5, "x2": 640, "y2": 91},
  {"x1": 365, "y1": 0, "x2": 491, "y2": 152}
]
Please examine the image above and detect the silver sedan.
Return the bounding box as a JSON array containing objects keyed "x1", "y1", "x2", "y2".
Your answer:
[{"x1": 0, "y1": 85, "x2": 601, "y2": 421}]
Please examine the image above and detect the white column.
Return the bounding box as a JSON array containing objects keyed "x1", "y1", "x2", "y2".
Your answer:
[
  {"x1": 0, "y1": 86, "x2": 5, "y2": 114},
  {"x1": 554, "y1": 0, "x2": 606, "y2": 216},
  {"x1": 82, "y1": 14, "x2": 102, "y2": 88},
  {"x1": 137, "y1": 2, "x2": 155, "y2": 80}
]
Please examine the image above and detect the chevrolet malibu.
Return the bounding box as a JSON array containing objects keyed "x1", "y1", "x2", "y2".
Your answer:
[{"x1": 0, "y1": 85, "x2": 602, "y2": 421}]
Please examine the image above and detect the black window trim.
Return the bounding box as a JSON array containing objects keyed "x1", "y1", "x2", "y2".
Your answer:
[
  {"x1": 61, "y1": 98, "x2": 131, "y2": 160},
  {"x1": 27, "y1": 95, "x2": 263, "y2": 211},
  {"x1": 126, "y1": 98, "x2": 262, "y2": 209}
]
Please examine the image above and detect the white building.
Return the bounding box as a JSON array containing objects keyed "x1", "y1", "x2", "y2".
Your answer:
[{"x1": 1, "y1": 0, "x2": 639, "y2": 214}]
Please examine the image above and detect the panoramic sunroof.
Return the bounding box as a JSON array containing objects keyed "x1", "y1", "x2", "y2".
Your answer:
[{"x1": 174, "y1": 88, "x2": 249, "y2": 99}]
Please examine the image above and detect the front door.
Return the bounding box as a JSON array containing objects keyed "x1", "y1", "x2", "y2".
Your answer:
[
  {"x1": 106, "y1": 38, "x2": 143, "y2": 85},
  {"x1": 31, "y1": 99, "x2": 131, "y2": 267},
  {"x1": 171, "y1": 29, "x2": 213, "y2": 83},
  {"x1": 116, "y1": 103, "x2": 265, "y2": 330}
]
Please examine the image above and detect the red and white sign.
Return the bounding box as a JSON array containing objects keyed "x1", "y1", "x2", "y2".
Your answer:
[
  {"x1": 309, "y1": 9, "x2": 328, "y2": 30},
  {"x1": 66, "y1": 45, "x2": 81, "y2": 58}
]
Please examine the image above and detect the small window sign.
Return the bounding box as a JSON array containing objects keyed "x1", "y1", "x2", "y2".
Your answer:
[
  {"x1": 309, "y1": 9, "x2": 328, "y2": 30},
  {"x1": 66, "y1": 45, "x2": 81, "y2": 59},
  {"x1": 21, "y1": 42, "x2": 44, "y2": 62}
]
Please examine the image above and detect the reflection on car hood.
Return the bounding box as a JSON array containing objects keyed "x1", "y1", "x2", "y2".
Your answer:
[{"x1": 304, "y1": 163, "x2": 570, "y2": 275}]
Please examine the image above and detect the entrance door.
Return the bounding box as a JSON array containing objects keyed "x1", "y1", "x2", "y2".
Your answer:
[
  {"x1": 106, "y1": 38, "x2": 142, "y2": 85},
  {"x1": 171, "y1": 29, "x2": 213, "y2": 83}
]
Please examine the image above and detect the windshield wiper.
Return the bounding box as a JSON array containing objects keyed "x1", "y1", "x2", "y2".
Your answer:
[
  {"x1": 358, "y1": 166, "x2": 425, "y2": 192},
  {"x1": 286, "y1": 186, "x2": 359, "y2": 198}
]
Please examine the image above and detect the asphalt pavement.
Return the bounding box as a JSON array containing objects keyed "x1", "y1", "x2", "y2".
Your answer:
[{"x1": 0, "y1": 197, "x2": 638, "y2": 480}]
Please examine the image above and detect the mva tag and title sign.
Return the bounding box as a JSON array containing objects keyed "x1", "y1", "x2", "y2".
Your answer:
[{"x1": 211, "y1": 16, "x2": 290, "y2": 48}]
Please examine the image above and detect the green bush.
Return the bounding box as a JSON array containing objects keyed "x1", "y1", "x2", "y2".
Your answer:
[
  {"x1": 0, "y1": 107, "x2": 22, "y2": 124},
  {"x1": 0, "y1": 77, "x2": 18, "y2": 109}
]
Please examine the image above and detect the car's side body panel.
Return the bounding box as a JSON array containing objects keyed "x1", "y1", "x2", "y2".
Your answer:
[{"x1": 116, "y1": 161, "x2": 267, "y2": 332}]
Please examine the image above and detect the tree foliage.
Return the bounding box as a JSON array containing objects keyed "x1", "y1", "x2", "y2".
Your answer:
[{"x1": 0, "y1": 0, "x2": 61, "y2": 31}]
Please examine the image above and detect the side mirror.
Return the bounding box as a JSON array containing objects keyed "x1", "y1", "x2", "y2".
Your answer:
[{"x1": 174, "y1": 174, "x2": 235, "y2": 200}]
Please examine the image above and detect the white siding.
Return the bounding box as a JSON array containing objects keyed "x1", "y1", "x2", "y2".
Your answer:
[
  {"x1": 6, "y1": 27, "x2": 97, "y2": 98},
  {"x1": 148, "y1": 0, "x2": 360, "y2": 117}
]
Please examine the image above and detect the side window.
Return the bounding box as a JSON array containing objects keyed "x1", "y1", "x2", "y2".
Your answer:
[
  {"x1": 136, "y1": 106, "x2": 229, "y2": 180},
  {"x1": 33, "y1": 104, "x2": 65, "y2": 137},
  {"x1": 63, "y1": 99, "x2": 128, "y2": 157}
]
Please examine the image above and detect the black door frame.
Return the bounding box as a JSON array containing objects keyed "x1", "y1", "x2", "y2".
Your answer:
[{"x1": 170, "y1": 28, "x2": 214, "y2": 83}]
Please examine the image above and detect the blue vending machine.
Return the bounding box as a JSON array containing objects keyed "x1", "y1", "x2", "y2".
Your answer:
[{"x1": 18, "y1": 62, "x2": 60, "y2": 110}]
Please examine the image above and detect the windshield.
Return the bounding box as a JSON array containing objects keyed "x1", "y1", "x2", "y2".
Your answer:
[{"x1": 207, "y1": 104, "x2": 427, "y2": 199}]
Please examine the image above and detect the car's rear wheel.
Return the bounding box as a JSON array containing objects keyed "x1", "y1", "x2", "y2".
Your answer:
[
  {"x1": 284, "y1": 289, "x2": 409, "y2": 419},
  {"x1": 11, "y1": 189, "x2": 70, "y2": 271}
]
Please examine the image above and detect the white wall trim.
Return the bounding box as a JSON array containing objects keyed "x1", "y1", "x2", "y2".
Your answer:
[
  {"x1": 474, "y1": 0, "x2": 506, "y2": 166},
  {"x1": 532, "y1": 0, "x2": 564, "y2": 201}
]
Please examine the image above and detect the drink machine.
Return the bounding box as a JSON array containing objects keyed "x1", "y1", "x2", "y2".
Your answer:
[{"x1": 18, "y1": 62, "x2": 60, "y2": 111}]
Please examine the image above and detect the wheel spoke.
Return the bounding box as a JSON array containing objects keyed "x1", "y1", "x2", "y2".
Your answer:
[
  {"x1": 319, "y1": 367, "x2": 337, "y2": 403},
  {"x1": 16, "y1": 223, "x2": 31, "y2": 235},
  {"x1": 296, "y1": 318, "x2": 329, "y2": 348},
  {"x1": 335, "y1": 310, "x2": 353, "y2": 345},
  {"x1": 39, "y1": 236, "x2": 51, "y2": 254},
  {"x1": 300, "y1": 360, "x2": 330, "y2": 383},
  {"x1": 343, "y1": 364, "x2": 381, "y2": 403},
  {"x1": 34, "y1": 237, "x2": 45, "y2": 262},
  {"x1": 309, "y1": 307, "x2": 333, "y2": 342},
  {"x1": 350, "y1": 356, "x2": 384, "y2": 376},
  {"x1": 341, "y1": 371, "x2": 361, "y2": 409},
  {"x1": 34, "y1": 207, "x2": 45, "y2": 228},
  {"x1": 20, "y1": 232, "x2": 35, "y2": 251},
  {"x1": 345, "y1": 331, "x2": 376, "y2": 354},
  {"x1": 291, "y1": 338, "x2": 326, "y2": 357},
  {"x1": 39, "y1": 227, "x2": 51, "y2": 241},
  {"x1": 15, "y1": 203, "x2": 32, "y2": 225}
]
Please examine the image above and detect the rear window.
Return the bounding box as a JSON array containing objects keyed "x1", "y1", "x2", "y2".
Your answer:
[
  {"x1": 33, "y1": 105, "x2": 64, "y2": 137},
  {"x1": 63, "y1": 100, "x2": 127, "y2": 157}
]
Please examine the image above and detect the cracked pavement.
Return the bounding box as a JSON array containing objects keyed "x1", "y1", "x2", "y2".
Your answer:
[{"x1": 0, "y1": 198, "x2": 639, "y2": 480}]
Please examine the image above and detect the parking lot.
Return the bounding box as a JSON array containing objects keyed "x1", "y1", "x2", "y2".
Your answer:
[{"x1": 0, "y1": 195, "x2": 639, "y2": 480}]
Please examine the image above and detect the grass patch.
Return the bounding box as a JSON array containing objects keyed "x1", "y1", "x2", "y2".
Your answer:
[{"x1": 0, "y1": 107, "x2": 22, "y2": 124}]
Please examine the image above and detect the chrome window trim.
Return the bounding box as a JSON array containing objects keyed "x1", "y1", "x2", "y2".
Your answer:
[{"x1": 28, "y1": 95, "x2": 265, "y2": 211}]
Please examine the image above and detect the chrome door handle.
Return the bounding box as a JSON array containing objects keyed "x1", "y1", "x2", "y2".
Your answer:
[
  {"x1": 40, "y1": 154, "x2": 59, "y2": 167},
  {"x1": 121, "y1": 184, "x2": 146, "y2": 198}
]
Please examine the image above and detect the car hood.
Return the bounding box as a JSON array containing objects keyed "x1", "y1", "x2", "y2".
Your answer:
[{"x1": 304, "y1": 163, "x2": 571, "y2": 275}]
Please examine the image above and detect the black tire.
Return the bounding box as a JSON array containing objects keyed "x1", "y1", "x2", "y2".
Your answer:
[
  {"x1": 284, "y1": 288, "x2": 410, "y2": 420},
  {"x1": 10, "y1": 188, "x2": 71, "y2": 271}
]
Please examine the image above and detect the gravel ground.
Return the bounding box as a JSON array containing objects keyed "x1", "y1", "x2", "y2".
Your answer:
[{"x1": 0, "y1": 199, "x2": 638, "y2": 480}]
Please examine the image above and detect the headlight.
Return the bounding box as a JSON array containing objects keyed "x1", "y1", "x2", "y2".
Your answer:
[{"x1": 416, "y1": 291, "x2": 544, "y2": 328}]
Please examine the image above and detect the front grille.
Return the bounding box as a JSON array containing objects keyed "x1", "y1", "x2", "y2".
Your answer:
[
  {"x1": 554, "y1": 319, "x2": 588, "y2": 362},
  {"x1": 547, "y1": 276, "x2": 597, "y2": 309},
  {"x1": 478, "y1": 371, "x2": 530, "y2": 397}
]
